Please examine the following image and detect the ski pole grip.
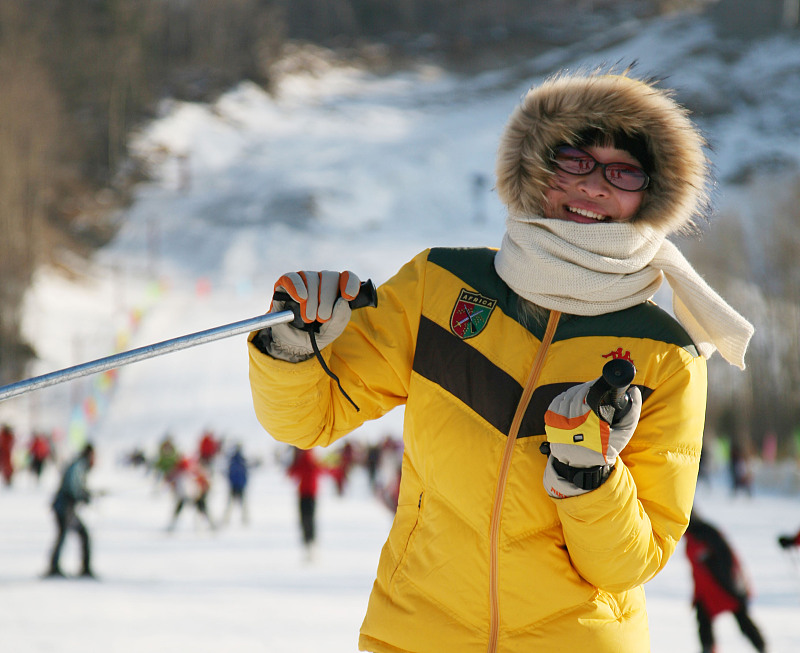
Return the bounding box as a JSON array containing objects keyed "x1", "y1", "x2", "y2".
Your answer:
[
  {"x1": 586, "y1": 359, "x2": 636, "y2": 425},
  {"x1": 349, "y1": 279, "x2": 378, "y2": 310},
  {"x1": 274, "y1": 279, "x2": 378, "y2": 330}
]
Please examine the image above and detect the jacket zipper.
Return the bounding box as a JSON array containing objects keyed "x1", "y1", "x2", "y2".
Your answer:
[{"x1": 487, "y1": 310, "x2": 561, "y2": 653}]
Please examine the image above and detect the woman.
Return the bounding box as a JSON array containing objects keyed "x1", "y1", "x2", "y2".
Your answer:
[{"x1": 249, "y1": 69, "x2": 753, "y2": 652}]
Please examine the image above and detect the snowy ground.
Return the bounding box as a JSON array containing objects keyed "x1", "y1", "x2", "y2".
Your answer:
[
  {"x1": 1, "y1": 460, "x2": 799, "y2": 653},
  {"x1": 1, "y1": 454, "x2": 392, "y2": 653},
  {"x1": 2, "y1": 9, "x2": 800, "y2": 653}
]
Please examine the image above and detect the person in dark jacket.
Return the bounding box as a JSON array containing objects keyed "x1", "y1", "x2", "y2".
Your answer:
[
  {"x1": 729, "y1": 443, "x2": 754, "y2": 497},
  {"x1": 777, "y1": 528, "x2": 800, "y2": 549},
  {"x1": 223, "y1": 444, "x2": 251, "y2": 525},
  {"x1": 46, "y1": 443, "x2": 96, "y2": 578},
  {"x1": 684, "y1": 511, "x2": 766, "y2": 653}
]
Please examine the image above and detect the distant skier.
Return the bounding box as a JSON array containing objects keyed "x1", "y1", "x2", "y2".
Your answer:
[
  {"x1": 777, "y1": 529, "x2": 800, "y2": 550},
  {"x1": 365, "y1": 442, "x2": 381, "y2": 491},
  {"x1": 328, "y1": 441, "x2": 356, "y2": 496},
  {"x1": 287, "y1": 447, "x2": 324, "y2": 561},
  {"x1": 167, "y1": 456, "x2": 215, "y2": 532},
  {"x1": 729, "y1": 443, "x2": 754, "y2": 497},
  {"x1": 223, "y1": 444, "x2": 251, "y2": 525},
  {"x1": 28, "y1": 432, "x2": 52, "y2": 483},
  {"x1": 684, "y1": 511, "x2": 766, "y2": 653},
  {"x1": 0, "y1": 423, "x2": 15, "y2": 486},
  {"x1": 46, "y1": 443, "x2": 96, "y2": 579},
  {"x1": 154, "y1": 434, "x2": 180, "y2": 487},
  {"x1": 374, "y1": 436, "x2": 402, "y2": 512},
  {"x1": 198, "y1": 429, "x2": 222, "y2": 466}
]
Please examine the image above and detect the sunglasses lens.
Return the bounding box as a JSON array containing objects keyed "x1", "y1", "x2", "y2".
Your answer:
[
  {"x1": 605, "y1": 164, "x2": 648, "y2": 191},
  {"x1": 553, "y1": 147, "x2": 595, "y2": 174},
  {"x1": 553, "y1": 145, "x2": 649, "y2": 191}
]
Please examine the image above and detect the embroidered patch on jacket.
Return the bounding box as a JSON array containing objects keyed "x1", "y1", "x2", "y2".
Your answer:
[{"x1": 450, "y1": 289, "x2": 497, "y2": 339}]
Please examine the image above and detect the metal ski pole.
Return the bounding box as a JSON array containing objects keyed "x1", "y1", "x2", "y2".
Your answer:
[
  {"x1": 0, "y1": 278, "x2": 378, "y2": 404},
  {"x1": 0, "y1": 310, "x2": 295, "y2": 403}
]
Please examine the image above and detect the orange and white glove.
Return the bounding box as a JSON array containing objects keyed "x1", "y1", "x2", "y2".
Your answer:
[
  {"x1": 542, "y1": 379, "x2": 642, "y2": 498},
  {"x1": 265, "y1": 270, "x2": 361, "y2": 363}
]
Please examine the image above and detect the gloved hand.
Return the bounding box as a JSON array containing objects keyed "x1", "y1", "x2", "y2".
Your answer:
[
  {"x1": 542, "y1": 379, "x2": 642, "y2": 498},
  {"x1": 265, "y1": 270, "x2": 361, "y2": 363}
]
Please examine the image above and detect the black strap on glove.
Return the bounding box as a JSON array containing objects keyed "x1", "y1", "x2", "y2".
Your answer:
[
  {"x1": 253, "y1": 325, "x2": 360, "y2": 411},
  {"x1": 540, "y1": 441, "x2": 614, "y2": 490},
  {"x1": 306, "y1": 325, "x2": 360, "y2": 412}
]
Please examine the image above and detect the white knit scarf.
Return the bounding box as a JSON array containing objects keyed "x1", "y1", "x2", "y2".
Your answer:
[{"x1": 494, "y1": 216, "x2": 754, "y2": 369}]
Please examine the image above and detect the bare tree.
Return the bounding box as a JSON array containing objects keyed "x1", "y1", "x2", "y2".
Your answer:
[
  {"x1": 0, "y1": 4, "x2": 67, "y2": 381},
  {"x1": 685, "y1": 174, "x2": 800, "y2": 456}
]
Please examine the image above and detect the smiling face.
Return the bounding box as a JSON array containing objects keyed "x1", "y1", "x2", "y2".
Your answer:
[{"x1": 543, "y1": 145, "x2": 647, "y2": 224}]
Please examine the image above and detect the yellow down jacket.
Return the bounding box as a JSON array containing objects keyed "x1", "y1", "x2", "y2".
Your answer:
[{"x1": 249, "y1": 246, "x2": 707, "y2": 653}]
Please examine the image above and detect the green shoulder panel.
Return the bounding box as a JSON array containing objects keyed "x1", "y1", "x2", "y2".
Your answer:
[
  {"x1": 427, "y1": 246, "x2": 525, "y2": 323},
  {"x1": 553, "y1": 303, "x2": 699, "y2": 356},
  {"x1": 427, "y1": 247, "x2": 699, "y2": 356}
]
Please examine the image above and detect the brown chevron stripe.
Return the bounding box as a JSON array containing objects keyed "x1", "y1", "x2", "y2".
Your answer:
[{"x1": 412, "y1": 316, "x2": 651, "y2": 438}]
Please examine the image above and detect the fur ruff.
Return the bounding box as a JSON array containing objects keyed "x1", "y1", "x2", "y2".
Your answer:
[{"x1": 495, "y1": 70, "x2": 711, "y2": 235}]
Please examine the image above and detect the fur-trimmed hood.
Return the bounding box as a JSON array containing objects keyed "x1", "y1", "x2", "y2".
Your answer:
[{"x1": 495, "y1": 70, "x2": 711, "y2": 235}]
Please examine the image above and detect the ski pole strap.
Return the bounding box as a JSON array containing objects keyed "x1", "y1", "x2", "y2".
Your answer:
[
  {"x1": 548, "y1": 452, "x2": 613, "y2": 491},
  {"x1": 250, "y1": 328, "x2": 359, "y2": 411},
  {"x1": 308, "y1": 331, "x2": 360, "y2": 412}
]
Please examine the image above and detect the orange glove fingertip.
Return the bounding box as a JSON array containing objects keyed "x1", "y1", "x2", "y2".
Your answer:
[
  {"x1": 274, "y1": 273, "x2": 313, "y2": 323},
  {"x1": 339, "y1": 271, "x2": 359, "y2": 301},
  {"x1": 274, "y1": 275, "x2": 303, "y2": 302}
]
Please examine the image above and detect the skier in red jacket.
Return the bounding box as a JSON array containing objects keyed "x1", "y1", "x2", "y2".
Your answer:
[
  {"x1": 684, "y1": 511, "x2": 766, "y2": 653},
  {"x1": 0, "y1": 424, "x2": 15, "y2": 486},
  {"x1": 166, "y1": 456, "x2": 215, "y2": 532},
  {"x1": 28, "y1": 433, "x2": 52, "y2": 483},
  {"x1": 287, "y1": 447, "x2": 325, "y2": 560},
  {"x1": 198, "y1": 430, "x2": 222, "y2": 465}
]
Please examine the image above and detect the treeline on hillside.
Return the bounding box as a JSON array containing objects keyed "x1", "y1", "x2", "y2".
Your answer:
[
  {"x1": 684, "y1": 176, "x2": 800, "y2": 458},
  {"x1": 0, "y1": 0, "x2": 286, "y2": 383}
]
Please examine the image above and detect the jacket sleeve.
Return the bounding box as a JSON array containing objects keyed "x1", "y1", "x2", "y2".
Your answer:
[
  {"x1": 554, "y1": 353, "x2": 707, "y2": 593},
  {"x1": 248, "y1": 251, "x2": 428, "y2": 449}
]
